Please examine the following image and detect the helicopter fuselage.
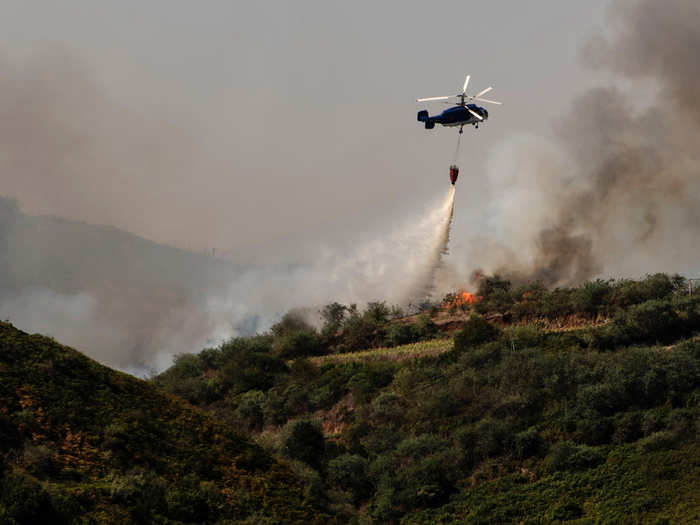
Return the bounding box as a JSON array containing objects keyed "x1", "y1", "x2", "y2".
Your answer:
[{"x1": 417, "y1": 104, "x2": 488, "y2": 129}]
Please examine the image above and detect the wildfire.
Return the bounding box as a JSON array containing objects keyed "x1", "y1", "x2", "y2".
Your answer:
[{"x1": 441, "y1": 291, "x2": 479, "y2": 309}]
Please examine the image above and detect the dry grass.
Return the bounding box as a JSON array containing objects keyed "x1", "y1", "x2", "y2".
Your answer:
[{"x1": 310, "y1": 338, "x2": 454, "y2": 365}]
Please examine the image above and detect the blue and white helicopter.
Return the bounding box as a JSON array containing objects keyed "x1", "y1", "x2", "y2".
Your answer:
[{"x1": 416, "y1": 75, "x2": 501, "y2": 134}]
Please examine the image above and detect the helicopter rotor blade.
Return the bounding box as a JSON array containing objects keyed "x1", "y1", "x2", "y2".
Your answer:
[
  {"x1": 472, "y1": 86, "x2": 493, "y2": 98},
  {"x1": 467, "y1": 108, "x2": 484, "y2": 121},
  {"x1": 416, "y1": 95, "x2": 452, "y2": 102},
  {"x1": 462, "y1": 75, "x2": 470, "y2": 94},
  {"x1": 473, "y1": 97, "x2": 502, "y2": 105}
]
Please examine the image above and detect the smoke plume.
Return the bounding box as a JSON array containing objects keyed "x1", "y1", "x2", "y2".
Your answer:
[{"x1": 461, "y1": 0, "x2": 700, "y2": 286}]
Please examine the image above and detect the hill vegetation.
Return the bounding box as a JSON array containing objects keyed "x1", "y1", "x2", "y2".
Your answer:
[
  {"x1": 2, "y1": 273, "x2": 700, "y2": 523},
  {"x1": 154, "y1": 273, "x2": 700, "y2": 523},
  {"x1": 0, "y1": 322, "x2": 335, "y2": 524}
]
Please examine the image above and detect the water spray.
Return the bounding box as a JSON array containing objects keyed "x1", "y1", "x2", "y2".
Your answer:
[{"x1": 403, "y1": 184, "x2": 456, "y2": 304}]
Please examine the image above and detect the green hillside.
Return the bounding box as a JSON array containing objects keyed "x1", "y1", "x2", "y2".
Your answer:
[
  {"x1": 155, "y1": 274, "x2": 700, "y2": 523},
  {"x1": 0, "y1": 322, "x2": 334, "y2": 524}
]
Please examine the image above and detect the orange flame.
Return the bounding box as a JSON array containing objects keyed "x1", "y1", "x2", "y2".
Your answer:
[{"x1": 441, "y1": 291, "x2": 479, "y2": 309}]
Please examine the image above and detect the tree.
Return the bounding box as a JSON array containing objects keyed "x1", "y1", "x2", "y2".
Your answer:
[{"x1": 320, "y1": 302, "x2": 348, "y2": 335}]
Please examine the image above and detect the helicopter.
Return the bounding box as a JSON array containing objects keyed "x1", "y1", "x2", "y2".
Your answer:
[{"x1": 416, "y1": 75, "x2": 501, "y2": 134}]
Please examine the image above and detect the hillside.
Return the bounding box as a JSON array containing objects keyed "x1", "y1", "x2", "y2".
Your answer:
[
  {"x1": 0, "y1": 321, "x2": 335, "y2": 524},
  {"x1": 155, "y1": 274, "x2": 700, "y2": 523},
  {"x1": 0, "y1": 196, "x2": 245, "y2": 369}
]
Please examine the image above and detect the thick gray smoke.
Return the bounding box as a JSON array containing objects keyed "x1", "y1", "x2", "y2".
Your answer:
[{"x1": 455, "y1": 0, "x2": 700, "y2": 286}]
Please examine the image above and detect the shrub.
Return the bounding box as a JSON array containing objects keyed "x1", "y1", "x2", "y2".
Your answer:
[
  {"x1": 506, "y1": 324, "x2": 544, "y2": 350},
  {"x1": 165, "y1": 474, "x2": 223, "y2": 523},
  {"x1": 624, "y1": 299, "x2": 683, "y2": 344},
  {"x1": 454, "y1": 316, "x2": 501, "y2": 351},
  {"x1": 415, "y1": 314, "x2": 439, "y2": 339},
  {"x1": 576, "y1": 383, "x2": 624, "y2": 416},
  {"x1": 219, "y1": 351, "x2": 288, "y2": 394},
  {"x1": 458, "y1": 341, "x2": 501, "y2": 368},
  {"x1": 512, "y1": 428, "x2": 542, "y2": 459},
  {"x1": 110, "y1": 469, "x2": 167, "y2": 522},
  {"x1": 571, "y1": 279, "x2": 611, "y2": 315},
  {"x1": 642, "y1": 410, "x2": 667, "y2": 436},
  {"x1": 544, "y1": 441, "x2": 605, "y2": 472},
  {"x1": 341, "y1": 314, "x2": 379, "y2": 352},
  {"x1": 22, "y1": 444, "x2": 56, "y2": 477},
  {"x1": 612, "y1": 412, "x2": 643, "y2": 444},
  {"x1": 369, "y1": 392, "x2": 404, "y2": 427},
  {"x1": 327, "y1": 454, "x2": 370, "y2": 504},
  {"x1": 234, "y1": 390, "x2": 266, "y2": 433},
  {"x1": 271, "y1": 310, "x2": 315, "y2": 337},
  {"x1": 169, "y1": 353, "x2": 202, "y2": 378},
  {"x1": 0, "y1": 471, "x2": 56, "y2": 524},
  {"x1": 386, "y1": 323, "x2": 420, "y2": 347},
  {"x1": 573, "y1": 415, "x2": 614, "y2": 446},
  {"x1": 474, "y1": 275, "x2": 513, "y2": 314},
  {"x1": 638, "y1": 431, "x2": 679, "y2": 452},
  {"x1": 272, "y1": 329, "x2": 321, "y2": 359},
  {"x1": 608, "y1": 274, "x2": 675, "y2": 309},
  {"x1": 348, "y1": 363, "x2": 395, "y2": 402},
  {"x1": 281, "y1": 419, "x2": 325, "y2": 470}
]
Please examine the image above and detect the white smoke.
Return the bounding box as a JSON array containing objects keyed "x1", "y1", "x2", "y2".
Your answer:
[
  {"x1": 191, "y1": 186, "x2": 456, "y2": 354},
  {"x1": 1, "y1": 186, "x2": 459, "y2": 374}
]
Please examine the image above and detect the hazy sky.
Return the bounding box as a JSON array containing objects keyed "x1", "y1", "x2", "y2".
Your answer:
[{"x1": 0, "y1": 0, "x2": 611, "y2": 258}]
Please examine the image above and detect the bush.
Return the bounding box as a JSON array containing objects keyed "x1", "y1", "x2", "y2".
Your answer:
[
  {"x1": 576, "y1": 383, "x2": 625, "y2": 416},
  {"x1": 341, "y1": 314, "x2": 379, "y2": 352},
  {"x1": 458, "y1": 341, "x2": 501, "y2": 368},
  {"x1": 271, "y1": 310, "x2": 315, "y2": 337},
  {"x1": 234, "y1": 390, "x2": 266, "y2": 433},
  {"x1": 454, "y1": 316, "x2": 501, "y2": 351},
  {"x1": 272, "y1": 329, "x2": 321, "y2": 359},
  {"x1": 415, "y1": 314, "x2": 439, "y2": 339},
  {"x1": 369, "y1": 392, "x2": 404, "y2": 427},
  {"x1": 571, "y1": 279, "x2": 611, "y2": 315},
  {"x1": 219, "y1": 350, "x2": 288, "y2": 394},
  {"x1": 165, "y1": 474, "x2": 223, "y2": 523},
  {"x1": 512, "y1": 428, "x2": 542, "y2": 459},
  {"x1": 110, "y1": 469, "x2": 167, "y2": 522},
  {"x1": 573, "y1": 415, "x2": 614, "y2": 446},
  {"x1": 612, "y1": 412, "x2": 643, "y2": 444},
  {"x1": 386, "y1": 323, "x2": 419, "y2": 347},
  {"x1": 624, "y1": 299, "x2": 684, "y2": 344},
  {"x1": 327, "y1": 454, "x2": 370, "y2": 504},
  {"x1": 608, "y1": 274, "x2": 675, "y2": 309},
  {"x1": 544, "y1": 441, "x2": 605, "y2": 472},
  {"x1": 506, "y1": 324, "x2": 544, "y2": 350},
  {"x1": 0, "y1": 471, "x2": 56, "y2": 524},
  {"x1": 281, "y1": 419, "x2": 325, "y2": 470},
  {"x1": 22, "y1": 444, "x2": 56, "y2": 477},
  {"x1": 637, "y1": 430, "x2": 679, "y2": 452},
  {"x1": 474, "y1": 275, "x2": 514, "y2": 314}
]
